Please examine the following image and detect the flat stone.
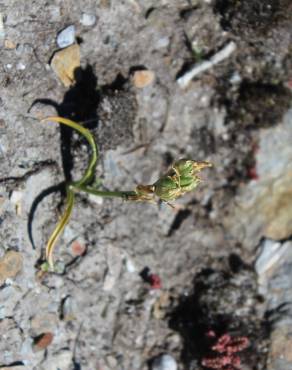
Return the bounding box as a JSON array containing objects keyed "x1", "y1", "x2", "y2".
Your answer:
[
  {"x1": 50, "y1": 44, "x2": 80, "y2": 87},
  {"x1": 0, "y1": 250, "x2": 23, "y2": 285},
  {"x1": 224, "y1": 109, "x2": 292, "y2": 247},
  {"x1": 255, "y1": 239, "x2": 285, "y2": 277},
  {"x1": 256, "y1": 239, "x2": 292, "y2": 369},
  {"x1": 33, "y1": 332, "x2": 54, "y2": 352},
  {"x1": 4, "y1": 39, "x2": 16, "y2": 49}
]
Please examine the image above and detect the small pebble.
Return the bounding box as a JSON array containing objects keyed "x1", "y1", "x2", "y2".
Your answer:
[
  {"x1": 4, "y1": 39, "x2": 16, "y2": 49},
  {"x1": 152, "y1": 354, "x2": 178, "y2": 370},
  {"x1": 61, "y1": 296, "x2": 76, "y2": 321},
  {"x1": 156, "y1": 37, "x2": 170, "y2": 49},
  {"x1": 80, "y1": 13, "x2": 96, "y2": 27},
  {"x1": 33, "y1": 332, "x2": 54, "y2": 352},
  {"x1": 51, "y1": 44, "x2": 80, "y2": 86},
  {"x1": 9, "y1": 190, "x2": 23, "y2": 204},
  {"x1": 56, "y1": 25, "x2": 75, "y2": 48},
  {"x1": 0, "y1": 250, "x2": 23, "y2": 285},
  {"x1": 16, "y1": 62, "x2": 26, "y2": 71},
  {"x1": 132, "y1": 70, "x2": 155, "y2": 88},
  {"x1": 9, "y1": 190, "x2": 23, "y2": 215},
  {"x1": 88, "y1": 193, "x2": 104, "y2": 205},
  {"x1": 106, "y1": 355, "x2": 118, "y2": 368},
  {"x1": 125, "y1": 258, "x2": 136, "y2": 273}
]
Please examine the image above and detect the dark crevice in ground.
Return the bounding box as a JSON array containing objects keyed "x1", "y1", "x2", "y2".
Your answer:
[
  {"x1": 209, "y1": 79, "x2": 292, "y2": 190},
  {"x1": 0, "y1": 362, "x2": 25, "y2": 368},
  {"x1": 28, "y1": 182, "x2": 65, "y2": 251},
  {"x1": 214, "y1": 0, "x2": 292, "y2": 36},
  {"x1": 167, "y1": 209, "x2": 192, "y2": 237},
  {"x1": 0, "y1": 159, "x2": 58, "y2": 190},
  {"x1": 169, "y1": 257, "x2": 270, "y2": 369},
  {"x1": 217, "y1": 81, "x2": 292, "y2": 130}
]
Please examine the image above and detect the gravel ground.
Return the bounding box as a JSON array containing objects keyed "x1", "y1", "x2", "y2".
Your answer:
[{"x1": 0, "y1": 1, "x2": 292, "y2": 370}]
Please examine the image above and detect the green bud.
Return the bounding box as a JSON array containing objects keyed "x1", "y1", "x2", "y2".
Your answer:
[{"x1": 153, "y1": 159, "x2": 212, "y2": 202}]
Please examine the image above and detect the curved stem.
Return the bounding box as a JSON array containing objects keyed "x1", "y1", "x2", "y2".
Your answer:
[
  {"x1": 46, "y1": 186, "x2": 75, "y2": 269},
  {"x1": 42, "y1": 116, "x2": 99, "y2": 269},
  {"x1": 42, "y1": 116, "x2": 98, "y2": 187}
]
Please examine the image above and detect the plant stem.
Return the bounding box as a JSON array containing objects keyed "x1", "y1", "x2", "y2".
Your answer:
[
  {"x1": 42, "y1": 117, "x2": 98, "y2": 187},
  {"x1": 46, "y1": 186, "x2": 75, "y2": 268},
  {"x1": 73, "y1": 184, "x2": 137, "y2": 200}
]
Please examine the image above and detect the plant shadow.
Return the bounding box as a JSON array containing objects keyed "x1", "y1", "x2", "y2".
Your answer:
[
  {"x1": 168, "y1": 256, "x2": 271, "y2": 369},
  {"x1": 27, "y1": 64, "x2": 100, "y2": 250}
]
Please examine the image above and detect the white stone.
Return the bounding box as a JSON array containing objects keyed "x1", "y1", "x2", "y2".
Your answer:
[
  {"x1": 88, "y1": 193, "x2": 104, "y2": 205},
  {"x1": 16, "y1": 62, "x2": 26, "y2": 70},
  {"x1": 177, "y1": 41, "x2": 236, "y2": 88},
  {"x1": 125, "y1": 258, "x2": 136, "y2": 273},
  {"x1": 229, "y1": 71, "x2": 241, "y2": 84},
  {"x1": 152, "y1": 354, "x2": 178, "y2": 370},
  {"x1": 156, "y1": 37, "x2": 170, "y2": 49},
  {"x1": 9, "y1": 190, "x2": 23, "y2": 204},
  {"x1": 80, "y1": 13, "x2": 96, "y2": 27},
  {"x1": 255, "y1": 239, "x2": 283, "y2": 277},
  {"x1": 56, "y1": 25, "x2": 75, "y2": 48}
]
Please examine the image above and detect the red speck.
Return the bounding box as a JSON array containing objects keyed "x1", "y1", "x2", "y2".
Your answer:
[
  {"x1": 71, "y1": 240, "x2": 86, "y2": 256},
  {"x1": 149, "y1": 274, "x2": 162, "y2": 289},
  {"x1": 202, "y1": 331, "x2": 249, "y2": 369},
  {"x1": 206, "y1": 330, "x2": 217, "y2": 338},
  {"x1": 247, "y1": 167, "x2": 258, "y2": 180}
]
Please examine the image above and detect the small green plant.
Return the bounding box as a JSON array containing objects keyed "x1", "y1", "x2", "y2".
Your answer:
[{"x1": 41, "y1": 116, "x2": 212, "y2": 269}]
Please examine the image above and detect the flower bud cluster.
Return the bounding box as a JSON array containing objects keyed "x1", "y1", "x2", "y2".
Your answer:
[{"x1": 153, "y1": 159, "x2": 212, "y2": 201}]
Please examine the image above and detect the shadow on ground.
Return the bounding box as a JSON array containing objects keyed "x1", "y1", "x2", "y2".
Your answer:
[{"x1": 168, "y1": 254, "x2": 270, "y2": 369}]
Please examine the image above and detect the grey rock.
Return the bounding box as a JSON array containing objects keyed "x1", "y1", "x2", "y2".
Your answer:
[
  {"x1": 152, "y1": 354, "x2": 178, "y2": 370},
  {"x1": 224, "y1": 109, "x2": 292, "y2": 248},
  {"x1": 256, "y1": 239, "x2": 292, "y2": 369},
  {"x1": 56, "y1": 25, "x2": 75, "y2": 48}
]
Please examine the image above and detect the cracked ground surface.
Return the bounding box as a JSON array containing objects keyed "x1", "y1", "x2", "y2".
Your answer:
[{"x1": 0, "y1": 1, "x2": 292, "y2": 369}]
